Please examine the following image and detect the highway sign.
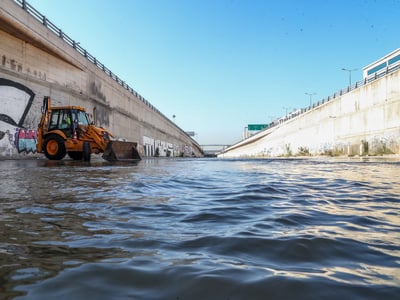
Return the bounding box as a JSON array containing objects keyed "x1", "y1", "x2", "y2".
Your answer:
[{"x1": 248, "y1": 124, "x2": 268, "y2": 131}]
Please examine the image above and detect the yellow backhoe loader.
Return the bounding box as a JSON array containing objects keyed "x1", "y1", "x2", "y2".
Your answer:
[{"x1": 36, "y1": 96, "x2": 141, "y2": 162}]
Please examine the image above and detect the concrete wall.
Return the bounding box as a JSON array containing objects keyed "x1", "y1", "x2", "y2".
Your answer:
[
  {"x1": 220, "y1": 68, "x2": 400, "y2": 158},
  {"x1": 0, "y1": 0, "x2": 202, "y2": 159}
]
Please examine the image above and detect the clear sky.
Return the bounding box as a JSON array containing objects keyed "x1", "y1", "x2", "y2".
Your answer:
[{"x1": 27, "y1": 0, "x2": 400, "y2": 145}]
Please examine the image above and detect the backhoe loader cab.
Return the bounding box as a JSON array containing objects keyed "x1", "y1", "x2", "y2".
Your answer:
[{"x1": 36, "y1": 96, "x2": 141, "y2": 162}]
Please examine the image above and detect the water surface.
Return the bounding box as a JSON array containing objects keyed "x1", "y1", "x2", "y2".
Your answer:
[{"x1": 0, "y1": 157, "x2": 399, "y2": 299}]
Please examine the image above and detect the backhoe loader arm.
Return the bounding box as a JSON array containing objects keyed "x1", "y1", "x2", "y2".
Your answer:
[{"x1": 36, "y1": 96, "x2": 51, "y2": 153}]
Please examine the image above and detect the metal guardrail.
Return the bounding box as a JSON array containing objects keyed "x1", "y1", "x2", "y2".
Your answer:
[
  {"x1": 12, "y1": 0, "x2": 193, "y2": 138},
  {"x1": 321, "y1": 63, "x2": 400, "y2": 105},
  {"x1": 237, "y1": 60, "x2": 400, "y2": 145},
  {"x1": 265, "y1": 60, "x2": 400, "y2": 130},
  {"x1": 12, "y1": 0, "x2": 399, "y2": 147}
]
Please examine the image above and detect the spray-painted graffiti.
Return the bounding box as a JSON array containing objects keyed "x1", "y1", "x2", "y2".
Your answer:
[
  {"x1": 0, "y1": 78, "x2": 36, "y2": 157},
  {"x1": 14, "y1": 128, "x2": 38, "y2": 153}
]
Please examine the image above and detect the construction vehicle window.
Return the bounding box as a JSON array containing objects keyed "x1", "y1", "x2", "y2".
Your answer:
[
  {"x1": 77, "y1": 110, "x2": 89, "y2": 125},
  {"x1": 49, "y1": 110, "x2": 73, "y2": 130},
  {"x1": 60, "y1": 111, "x2": 72, "y2": 129},
  {"x1": 49, "y1": 110, "x2": 60, "y2": 130}
]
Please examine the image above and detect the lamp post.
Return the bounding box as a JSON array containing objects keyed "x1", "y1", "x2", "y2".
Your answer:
[
  {"x1": 172, "y1": 114, "x2": 176, "y2": 123},
  {"x1": 305, "y1": 92, "x2": 316, "y2": 107},
  {"x1": 341, "y1": 68, "x2": 357, "y2": 86},
  {"x1": 282, "y1": 107, "x2": 290, "y2": 117}
]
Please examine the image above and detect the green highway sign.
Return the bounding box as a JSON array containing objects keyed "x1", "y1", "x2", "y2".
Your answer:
[{"x1": 247, "y1": 124, "x2": 268, "y2": 131}]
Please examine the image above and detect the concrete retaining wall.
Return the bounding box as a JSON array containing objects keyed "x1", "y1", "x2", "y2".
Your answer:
[
  {"x1": 219, "y1": 68, "x2": 400, "y2": 158},
  {"x1": 0, "y1": 0, "x2": 202, "y2": 159}
]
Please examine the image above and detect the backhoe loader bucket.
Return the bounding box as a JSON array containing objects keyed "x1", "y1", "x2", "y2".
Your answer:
[{"x1": 102, "y1": 141, "x2": 141, "y2": 162}]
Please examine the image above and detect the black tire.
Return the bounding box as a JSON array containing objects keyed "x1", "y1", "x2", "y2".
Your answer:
[
  {"x1": 68, "y1": 151, "x2": 83, "y2": 160},
  {"x1": 83, "y1": 141, "x2": 91, "y2": 162},
  {"x1": 44, "y1": 134, "x2": 66, "y2": 160}
]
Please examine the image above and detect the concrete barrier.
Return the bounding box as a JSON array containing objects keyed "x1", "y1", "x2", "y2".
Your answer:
[
  {"x1": 0, "y1": 0, "x2": 202, "y2": 159},
  {"x1": 219, "y1": 69, "x2": 400, "y2": 158}
]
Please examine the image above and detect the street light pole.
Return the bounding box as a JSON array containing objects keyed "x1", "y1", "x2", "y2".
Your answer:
[
  {"x1": 305, "y1": 92, "x2": 316, "y2": 107},
  {"x1": 282, "y1": 106, "x2": 290, "y2": 117},
  {"x1": 341, "y1": 68, "x2": 357, "y2": 86}
]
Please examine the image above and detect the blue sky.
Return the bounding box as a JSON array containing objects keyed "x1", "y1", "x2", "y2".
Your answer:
[{"x1": 27, "y1": 0, "x2": 400, "y2": 145}]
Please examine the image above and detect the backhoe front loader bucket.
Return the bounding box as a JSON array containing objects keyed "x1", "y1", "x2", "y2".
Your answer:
[{"x1": 102, "y1": 141, "x2": 141, "y2": 162}]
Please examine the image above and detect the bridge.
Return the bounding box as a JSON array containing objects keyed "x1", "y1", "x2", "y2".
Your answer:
[{"x1": 201, "y1": 144, "x2": 231, "y2": 157}]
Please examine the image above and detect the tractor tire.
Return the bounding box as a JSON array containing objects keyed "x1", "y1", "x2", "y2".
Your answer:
[
  {"x1": 83, "y1": 141, "x2": 91, "y2": 162},
  {"x1": 44, "y1": 134, "x2": 66, "y2": 160},
  {"x1": 68, "y1": 151, "x2": 83, "y2": 160}
]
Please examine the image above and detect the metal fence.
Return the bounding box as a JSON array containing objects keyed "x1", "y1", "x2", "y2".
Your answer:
[
  {"x1": 268, "y1": 59, "x2": 400, "y2": 129},
  {"x1": 321, "y1": 62, "x2": 400, "y2": 106},
  {"x1": 12, "y1": 0, "x2": 400, "y2": 140},
  {"x1": 12, "y1": 0, "x2": 181, "y2": 130},
  {"x1": 244, "y1": 59, "x2": 400, "y2": 139}
]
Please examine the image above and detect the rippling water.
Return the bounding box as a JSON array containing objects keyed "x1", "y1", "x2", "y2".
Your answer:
[{"x1": 1, "y1": 157, "x2": 399, "y2": 300}]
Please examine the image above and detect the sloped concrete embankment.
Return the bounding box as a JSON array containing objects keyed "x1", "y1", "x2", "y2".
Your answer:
[{"x1": 220, "y1": 70, "x2": 400, "y2": 158}]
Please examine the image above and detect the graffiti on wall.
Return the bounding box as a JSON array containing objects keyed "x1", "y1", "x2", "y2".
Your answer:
[
  {"x1": 0, "y1": 78, "x2": 36, "y2": 156},
  {"x1": 14, "y1": 128, "x2": 38, "y2": 153}
]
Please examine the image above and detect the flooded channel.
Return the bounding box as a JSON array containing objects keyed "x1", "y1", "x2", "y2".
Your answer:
[{"x1": 0, "y1": 157, "x2": 399, "y2": 299}]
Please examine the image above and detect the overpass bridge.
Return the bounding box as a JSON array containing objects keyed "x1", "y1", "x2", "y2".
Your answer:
[
  {"x1": 201, "y1": 144, "x2": 230, "y2": 157},
  {"x1": 0, "y1": 0, "x2": 203, "y2": 158}
]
